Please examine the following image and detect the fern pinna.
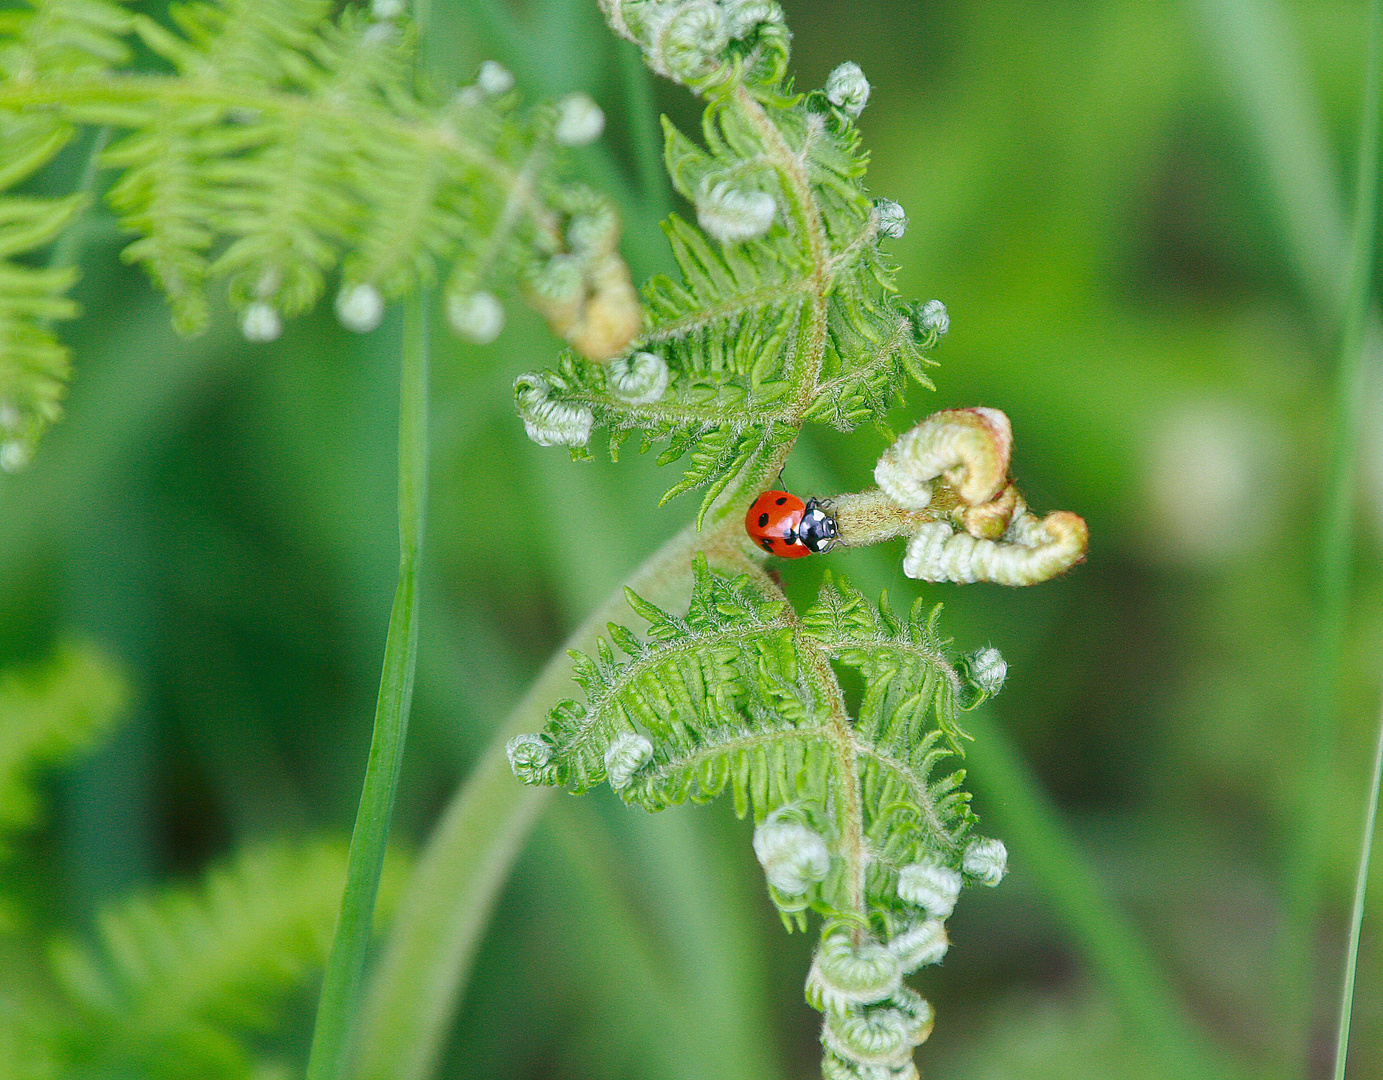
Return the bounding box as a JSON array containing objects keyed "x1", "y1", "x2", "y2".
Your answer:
[{"x1": 511, "y1": 557, "x2": 1008, "y2": 1079}]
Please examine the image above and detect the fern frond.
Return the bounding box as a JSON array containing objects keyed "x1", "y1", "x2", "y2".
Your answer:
[
  {"x1": 0, "y1": 641, "x2": 128, "y2": 850},
  {"x1": 48, "y1": 840, "x2": 407, "y2": 1080},
  {"x1": 0, "y1": 0, "x2": 645, "y2": 458},
  {"x1": 516, "y1": 6, "x2": 942, "y2": 519},
  {"x1": 512, "y1": 557, "x2": 983, "y2": 911},
  {"x1": 509, "y1": 555, "x2": 1005, "y2": 1077}
]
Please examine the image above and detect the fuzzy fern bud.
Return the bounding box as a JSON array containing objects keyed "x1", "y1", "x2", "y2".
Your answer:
[
  {"x1": 825, "y1": 61, "x2": 870, "y2": 116},
  {"x1": 554, "y1": 93, "x2": 605, "y2": 146},
  {"x1": 961, "y1": 646, "x2": 1007, "y2": 697},
  {"x1": 725, "y1": 0, "x2": 781, "y2": 39},
  {"x1": 962, "y1": 837, "x2": 1008, "y2": 886},
  {"x1": 902, "y1": 512, "x2": 1089, "y2": 586},
  {"x1": 887, "y1": 918, "x2": 949, "y2": 972},
  {"x1": 240, "y1": 302, "x2": 282, "y2": 343},
  {"x1": 752, "y1": 809, "x2": 831, "y2": 897},
  {"x1": 607, "y1": 352, "x2": 670, "y2": 405},
  {"x1": 603, "y1": 731, "x2": 654, "y2": 790},
  {"x1": 896, "y1": 859, "x2": 962, "y2": 919},
  {"x1": 505, "y1": 733, "x2": 559, "y2": 785},
  {"x1": 696, "y1": 180, "x2": 777, "y2": 243},
  {"x1": 875, "y1": 199, "x2": 907, "y2": 239},
  {"x1": 875, "y1": 408, "x2": 1012, "y2": 511},
  {"x1": 919, "y1": 299, "x2": 949, "y2": 336},
  {"x1": 514, "y1": 373, "x2": 594, "y2": 448},
  {"x1": 335, "y1": 284, "x2": 384, "y2": 333},
  {"x1": 446, "y1": 291, "x2": 505, "y2": 344},
  {"x1": 370, "y1": 0, "x2": 404, "y2": 18},
  {"x1": 822, "y1": 987, "x2": 935, "y2": 1071},
  {"x1": 806, "y1": 928, "x2": 902, "y2": 1013},
  {"x1": 477, "y1": 60, "x2": 515, "y2": 96}
]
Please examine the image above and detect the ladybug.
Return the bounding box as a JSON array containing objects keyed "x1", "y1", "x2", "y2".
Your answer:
[{"x1": 745, "y1": 490, "x2": 839, "y2": 558}]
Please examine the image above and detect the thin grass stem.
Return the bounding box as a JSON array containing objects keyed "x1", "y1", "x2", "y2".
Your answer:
[
  {"x1": 1290, "y1": 0, "x2": 1383, "y2": 1061},
  {"x1": 305, "y1": 291, "x2": 429, "y2": 1080},
  {"x1": 1332, "y1": 686, "x2": 1383, "y2": 1080}
]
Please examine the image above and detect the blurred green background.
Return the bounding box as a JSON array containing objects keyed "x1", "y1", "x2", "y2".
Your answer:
[{"x1": 3, "y1": 0, "x2": 1383, "y2": 1076}]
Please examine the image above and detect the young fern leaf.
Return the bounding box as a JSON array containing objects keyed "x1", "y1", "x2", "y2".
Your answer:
[
  {"x1": 46, "y1": 840, "x2": 407, "y2": 1080},
  {"x1": 515, "y1": 1, "x2": 942, "y2": 524},
  {"x1": 508, "y1": 556, "x2": 1007, "y2": 1080}
]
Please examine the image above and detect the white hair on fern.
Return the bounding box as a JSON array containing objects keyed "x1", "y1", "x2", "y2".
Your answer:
[
  {"x1": 240, "y1": 301, "x2": 281, "y2": 343},
  {"x1": 477, "y1": 60, "x2": 514, "y2": 96},
  {"x1": 604, "y1": 731, "x2": 654, "y2": 789},
  {"x1": 896, "y1": 859, "x2": 962, "y2": 919},
  {"x1": 962, "y1": 837, "x2": 1008, "y2": 886},
  {"x1": 822, "y1": 987, "x2": 935, "y2": 1071},
  {"x1": 696, "y1": 179, "x2": 777, "y2": 243},
  {"x1": 514, "y1": 374, "x2": 594, "y2": 448},
  {"x1": 335, "y1": 283, "x2": 384, "y2": 333},
  {"x1": 607, "y1": 351, "x2": 670, "y2": 405},
  {"x1": 825, "y1": 61, "x2": 870, "y2": 116},
  {"x1": 875, "y1": 198, "x2": 907, "y2": 239},
  {"x1": 752, "y1": 810, "x2": 831, "y2": 896},
  {"x1": 887, "y1": 918, "x2": 949, "y2": 972}
]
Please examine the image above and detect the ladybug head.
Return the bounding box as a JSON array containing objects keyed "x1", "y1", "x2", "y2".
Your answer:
[{"x1": 799, "y1": 498, "x2": 839, "y2": 554}]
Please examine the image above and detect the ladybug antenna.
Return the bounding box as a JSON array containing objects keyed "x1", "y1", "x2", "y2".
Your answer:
[{"x1": 776, "y1": 469, "x2": 787, "y2": 490}]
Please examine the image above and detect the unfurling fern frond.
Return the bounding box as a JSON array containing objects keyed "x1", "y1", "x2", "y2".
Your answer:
[
  {"x1": 516, "y1": 1, "x2": 943, "y2": 523},
  {"x1": 47, "y1": 840, "x2": 407, "y2": 1080},
  {"x1": 0, "y1": 641, "x2": 128, "y2": 852},
  {"x1": 508, "y1": 556, "x2": 1008, "y2": 1079}
]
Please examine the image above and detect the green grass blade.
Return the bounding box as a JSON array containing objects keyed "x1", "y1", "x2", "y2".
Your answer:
[
  {"x1": 305, "y1": 290, "x2": 429, "y2": 1080},
  {"x1": 1329, "y1": 0, "x2": 1383, "y2": 1074},
  {"x1": 1333, "y1": 689, "x2": 1383, "y2": 1080}
]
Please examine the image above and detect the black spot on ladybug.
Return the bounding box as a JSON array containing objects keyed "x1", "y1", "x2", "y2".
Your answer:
[
  {"x1": 758, "y1": 512, "x2": 769, "y2": 528},
  {"x1": 776, "y1": 496, "x2": 787, "y2": 504},
  {"x1": 760, "y1": 539, "x2": 774, "y2": 552}
]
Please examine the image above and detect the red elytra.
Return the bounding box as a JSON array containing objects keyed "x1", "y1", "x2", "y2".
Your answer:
[{"x1": 745, "y1": 490, "x2": 812, "y2": 559}]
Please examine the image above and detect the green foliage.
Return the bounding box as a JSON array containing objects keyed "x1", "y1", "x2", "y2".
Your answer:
[
  {"x1": 0, "y1": 0, "x2": 634, "y2": 460},
  {"x1": 45, "y1": 840, "x2": 405, "y2": 1080},
  {"x1": 0, "y1": 640, "x2": 127, "y2": 852},
  {"x1": 517, "y1": 2, "x2": 941, "y2": 522}
]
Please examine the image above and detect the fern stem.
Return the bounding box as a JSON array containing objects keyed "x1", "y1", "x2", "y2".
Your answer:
[
  {"x1": 306, "y1": 291, "x2": 429, "y2": 1080},
  {"x1": 1332, "y1": 687, "x2": 1383, "y2": 1080}
]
